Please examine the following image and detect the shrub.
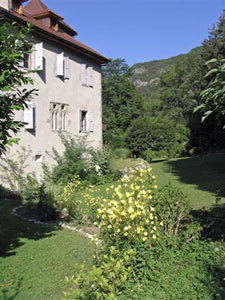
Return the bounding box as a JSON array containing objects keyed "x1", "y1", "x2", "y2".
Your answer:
[
  {"x1": 140, "y1": 149, "x2": 153, "y2": 162},
  {"x1": 55, "y1": 175, "x2": 85, "y2": 220},
  {"x1": 21, "y1": 176, "x2": 41, "y2": 207},
  {"x1": 0, "y1": 146, "x2": 32, "y2": 193},
  {"x1": 103, "y1": 128, "x2": 127, "y2": 149},
  {"x1": 113, "y1": 148, "x2": 131, "y2": 159},
  {"x1": 43, "y1": 133, "x2": 119, "y2": 186},
  {"x1": 126, "y1": 117, "x2": 190, "y2": 158}
]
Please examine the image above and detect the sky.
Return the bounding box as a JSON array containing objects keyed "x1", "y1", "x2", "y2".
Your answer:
[{"x1": 42, "y1": 0, "x2": 225, "y2": 66}]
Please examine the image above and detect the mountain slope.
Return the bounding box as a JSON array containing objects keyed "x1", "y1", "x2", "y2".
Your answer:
[{"x1": 130, "y1": 48, "x2": 201, "y2": 101}]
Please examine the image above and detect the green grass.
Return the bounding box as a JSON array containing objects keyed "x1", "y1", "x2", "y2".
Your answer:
[
  {"x1": 110, "y1": 158, "x2": 140, "y2": 170},
  {"x1": 151, "y1": 153, "x2": 225, "y2": 209},
  {"x1": 1, "y1": 153, "x2": 225, "y2": 299},
  {"x1": 0, "y1": 199, "x2": 95, "y2": 300}
]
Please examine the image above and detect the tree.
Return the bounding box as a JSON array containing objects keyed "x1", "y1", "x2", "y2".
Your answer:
[
  {"x1": 102, "y1": 58, "x2": 144, "y2": 147},
  {"x1": 195, "y1": 58, "x2": 225, "y2": 126},
  {"x1": 159, "y1": 47, "x2": 203, "y2": 122},
  {"x1": 194, "y1": 11, "x2": 225, "y2": 128},
  {"x1": 0, "y1": 19, "x2": 37, "y2": 155}
]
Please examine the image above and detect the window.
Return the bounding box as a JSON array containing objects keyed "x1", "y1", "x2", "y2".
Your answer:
[
  {"x1": 50, "y1": 103, "x2": 68, "y2": 131},
  {"x1": 79, "y1": 109, "x2": 94, "y2": 132},
  {"x1": 81, "y1": 110, "x2": 87, "y2": 132},
  {"x1": 80, "y1": 64, "x2": 93, "y2": 87},
  {"x1": 18, "y1": 43, "x2": 43, "y2": 70},
  {"x1": 24, "y1": 100, "x2": 34, "y2": 130},
  {"x1": 56, "y1": 52, "x2": 70, "y2": 79}
]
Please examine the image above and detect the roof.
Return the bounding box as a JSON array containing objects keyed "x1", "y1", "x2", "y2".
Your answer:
[
  {"x1": 24, "y1": 0, "x2": 56, "y2": 17},
  {"x1": 1, "y1": 0, "x2": 109, "y2": 64}
]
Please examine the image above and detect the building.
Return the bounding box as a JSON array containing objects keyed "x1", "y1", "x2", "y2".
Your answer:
[{"x1": 0, "y1": 0, "x2": 109, "y2": 181}]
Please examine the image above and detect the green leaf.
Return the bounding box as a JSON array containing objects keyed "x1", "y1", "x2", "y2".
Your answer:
[
  {"x1": 204, "y1": 68, "x2": 218, "y2": 78},
  {"x1": 193, "y1": 104, "x2": 204, "y2": 113},
  {"x1": 205, "y1": 58, "x2": 217, "y2": 65},
  {"x1": 201, "y1": 110, "x2": 212, "y2": 122}
]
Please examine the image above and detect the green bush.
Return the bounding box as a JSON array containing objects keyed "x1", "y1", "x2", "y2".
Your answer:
[
  {"x1": 43, "y1": 134, "x2": 119, "y2": 186},
  {"x1": 113, "y1": 148, "x2": 131, "y2": 159},
  {"x1": 126, "y1": 117, "x2": 190, "y2": 158},
  {"x1": 64, "y1": 167, "x2": 205, "y2": 299},
  {"x1": 103, "y1": 128, "x2": 126, "y2": 149},
  {"x1": 140, "y1": 149, "x2": 153, "y2": 162}
]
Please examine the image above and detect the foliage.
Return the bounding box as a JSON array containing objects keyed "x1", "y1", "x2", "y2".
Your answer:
[
  {"x1": 126, "y1": 116, "x2": 190, "y2": 157},
  {"x1": 0, "y1": 19, "x2": 37, "y2": 155},
  {"x1": 140, "y1": 149, "x2": 154, "y2": 162},
  {"x1": 136, "y1": 240, "x2": 225, "y2": 300},
  {"x1": 21, "y1": 176, "x2": 41, "y2": 207},
  {"x1": 113, "y1": 148, "x2": 131, "y2": 159},
  {"x1": 102, "y1": 58, "x2": 144, "y2": 147},
  {"x1": 64, "y1": 166, "x2": 202, "y2": 299},
  {"x1": 130, "y1": 53, "x2": 185, "y2": 101},
  {"x1": 0, "y1": 146, "x2": 33, "y2": 193},
  {"x1": 159, "y1": 47, "x2": 203, "y2": 122},
  {"x1": 43, "y1": 134, "x2": 119, "y2": 186},
  {"x1": 55, "y1": 175, "x2": 84, "y2": 220},
  {"x1": 63, "y1": 247, "x2": 136, "y2": 300},
  {"x1": 195, "y1": 57, "x2": 225, "y2": 127}
]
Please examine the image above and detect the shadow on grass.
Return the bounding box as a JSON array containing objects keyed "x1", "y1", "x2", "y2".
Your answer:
[
  {"x1": 0, "y1": 280, "x2": 21, "y2": 300},
  {"x1": 0, "y1": 199, "x2": 60, "y2": 257},
  {"x1": 192, "y1": 203, "x2": 225, "y2": 241},
  {"x1": 164, "y1": 153, "x2": 225, "y2": 197}
]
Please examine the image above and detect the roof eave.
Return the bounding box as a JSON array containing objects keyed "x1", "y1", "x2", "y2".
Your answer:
[{"x1": 0, "y1": 8, "x2": 109, "y2": 64}]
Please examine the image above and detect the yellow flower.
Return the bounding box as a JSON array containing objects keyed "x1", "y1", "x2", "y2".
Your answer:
[
  {"x1": 152, "y1": 234, "x2": 157, "y2": 240},
  {"x1": 142, "y1": 237, "x2": 147, "y2": 242}
]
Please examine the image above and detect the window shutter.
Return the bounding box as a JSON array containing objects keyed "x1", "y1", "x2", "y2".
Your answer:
[
  {"x1": 56, "y1": 52, "x2": 64, "y2": 76},
  {"x1": 80, "y1": 64, "x2": 86, "y2": 85},
  {"x1": 79, "y1": 110, "x2": 83, "y2": 132},
  {"x1": 18, "y1": 57, "x2": 24, "y2": 68},
  {"x1": 30, "y1": 51, "x2": 35, "y2": 70},
  {"x1": 87, "y1": 67, "x2": 93, "y2": 87},
  {"x1": 34, "y1": 42, "x2": 43, "y2": 70},
  {"x1": 64, "y1": 56, "x2": 70, "y2": 79},
  {"x1": 88, "y1": 111, "x2": 94, "y2": 132},
  {"x1": 24, "y1": 101, "x2": 34, "y2": 129}
]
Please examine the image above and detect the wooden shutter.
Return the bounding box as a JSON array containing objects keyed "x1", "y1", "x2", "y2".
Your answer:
[
  {"x1": 87, "y1": 67, "x2": 94, "y2": 87},
  {"x1": 88, "y1": 111, "x2": 94, "y2": 132},
  {"x1": 80, "y1": 64, "x2": 86, "y2": 85},
  {"x1": 79, "y1": 110, "x2": 83, "y2": 132},
  {"x1": 24, "y1": 101, "x2": 34, "y2": 129},
  {"x1": 64, "y1": 56, "x2": 70, "y2": 79},
  {"x1": 56, "y1": 52, "x2": 64, "y2": 76},
  {"x1": 0, "y1": 0, "x2": 9, "y2": 9},
  {"x1": 34, "y1": 42, "x2": 43, "y2": 70},
  {"x1": 18, "y1": 57, "x2": 24, "y2": 68}
]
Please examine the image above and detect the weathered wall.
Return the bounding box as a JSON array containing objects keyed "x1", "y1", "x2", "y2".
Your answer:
[{"x1": 4, "y1": 34, "x2": 103, "y2": 182}]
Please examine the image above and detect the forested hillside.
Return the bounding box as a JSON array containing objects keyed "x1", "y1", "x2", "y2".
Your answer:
[{"x1": 130, "y1": 47, "x2": 201, "y2": 101}]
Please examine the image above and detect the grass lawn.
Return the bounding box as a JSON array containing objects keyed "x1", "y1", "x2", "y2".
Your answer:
[
  {"x1": 151, "y1": 153, "x2": 225, "y2": 209},
  {"x1": 1, "y1": 153, "x2": 225, "y2": 299},
  {"x1": 0, "y1": 198, "x2": 95, "y2": 300},
  {"x1": 110, "y1": 158, "x2": 141, "y2": 170}
]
